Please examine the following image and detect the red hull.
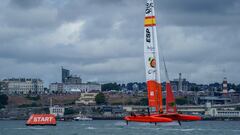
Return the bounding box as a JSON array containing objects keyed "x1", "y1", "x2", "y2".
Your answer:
[
  {"x1": 124, "y1": 115, "x2": 172, "y2": 123},
  {"x1": 154, "y1": 114, "x2": 202, "y2": 121}
]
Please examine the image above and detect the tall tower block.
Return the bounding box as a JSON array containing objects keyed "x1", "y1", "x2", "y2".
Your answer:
[
  {"x1": 61, "y1": 67, "x2": 70, "y2": 83},
  {"x1": 178, "y1": 73, "x2": 183, "y2": 91}
]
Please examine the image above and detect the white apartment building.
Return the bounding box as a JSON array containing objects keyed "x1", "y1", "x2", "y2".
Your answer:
[
  {"x1": 4, "y1": 78, "x2": 44, "y2": 94},
  {"x1": 49, "y1": 83, "x2": 101, "y2": 93},
  {"x1": 64, "y1": 83, "x2": 101, "y2": 93},
  {"x1": 49, "y1": 83, "x2": 63, "y2": 93}
]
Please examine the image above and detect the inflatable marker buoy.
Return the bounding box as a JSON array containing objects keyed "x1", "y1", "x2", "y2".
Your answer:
[{"x1": 26, "y1": 114, "x2": 56, "y2": 126}]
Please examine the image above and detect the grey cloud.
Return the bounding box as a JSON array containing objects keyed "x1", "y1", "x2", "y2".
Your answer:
[
  {"x1": 10, "y1": 0, "x2": 43, "y2": 9},
  {"x1": 156, "y1": 0, "x2": 240, "y2": 26},
  {"x1": 0, "y1": 0, "x2": 239, "y2": 84},
  {"x1": 158, "y1": 0, "x2": 238, "y2": 14},
  {"x1": 3, "y1": 7, "x2": 59, "y2": 29}
]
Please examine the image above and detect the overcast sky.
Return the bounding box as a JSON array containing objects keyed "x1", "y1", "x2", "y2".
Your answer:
[{"x1": 0, "y1": 0, "x2": 240, "y2": 85}]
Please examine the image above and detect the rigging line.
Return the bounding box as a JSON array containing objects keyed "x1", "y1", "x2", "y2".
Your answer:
[
  {"x1": 153, "y1": 0, "x2": 163, "y2": 113},
  {"x1": 163, "y1": 55, "x2": 170, "y2": 82},
  {"x1": 154, "y1": 0, "x2": 171, "y2": 83}
]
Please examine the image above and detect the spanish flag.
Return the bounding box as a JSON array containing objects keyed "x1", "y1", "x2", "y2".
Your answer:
[{"x1": 144, "y1": 16, "x2": 156, "y2": 27}]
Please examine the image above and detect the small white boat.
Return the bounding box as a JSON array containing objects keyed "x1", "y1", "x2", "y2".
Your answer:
[
  {"x1": 73, "y1": 116, "x2": 92, "y2": 121},
  {"x1": 73, "y1": 112, "x2": 92, "y2": 121}
]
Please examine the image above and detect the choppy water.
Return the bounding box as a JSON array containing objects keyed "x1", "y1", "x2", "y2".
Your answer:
[{"x1": 0, "y1": 120, "x2": 240, "y2": 135}]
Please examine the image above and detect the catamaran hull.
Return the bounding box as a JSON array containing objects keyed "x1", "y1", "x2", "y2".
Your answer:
[
  {"x1": 124, "y1": 113, "x2": 201, "y2": 124},
  {"x1": 124, "y1": 115, "x2": 172, "y2": 123},
  {"x1": 154, "y1": 114, "x2": 202, "y2": 121}
]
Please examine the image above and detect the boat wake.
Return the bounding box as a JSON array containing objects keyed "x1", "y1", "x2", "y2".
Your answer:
[
  {"x1": 14, "y1": 127, "x2": 46, "y2": 130},
  {"x1": 86, "y1": 127, "x2": 96, "y2": 130},
  {"x1": 114, "y1": 121, "x2": 126, "y2": 126},
  {"x1": 157, "y1": 122, "x2": 180, "y2": 126}
]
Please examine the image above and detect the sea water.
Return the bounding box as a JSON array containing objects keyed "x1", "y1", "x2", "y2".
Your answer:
[{"x1": 0, "y1": 120, "x2": 240, "y2": 135}]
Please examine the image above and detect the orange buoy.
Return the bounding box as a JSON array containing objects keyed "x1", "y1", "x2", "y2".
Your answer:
[{"x1": 26, "y1": 114, "x2": 56, "y2": 126}]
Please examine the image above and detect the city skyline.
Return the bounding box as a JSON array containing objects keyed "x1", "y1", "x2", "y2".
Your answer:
[{"x1": 0, "y1": 0, "x2": 240, "y2": 84}]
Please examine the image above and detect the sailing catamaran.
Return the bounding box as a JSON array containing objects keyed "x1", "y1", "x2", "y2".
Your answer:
[{"x1": 124, "y1": 0, "x2": 201, "y2": 125}]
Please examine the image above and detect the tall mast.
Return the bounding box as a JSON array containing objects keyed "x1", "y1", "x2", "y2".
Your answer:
[{"x1": 144, "y1": 0, "x2": 163, "y2": 113}]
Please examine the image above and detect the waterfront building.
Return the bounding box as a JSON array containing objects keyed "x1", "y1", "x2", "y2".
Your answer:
[
  {"x1": 198, "y1": 96, "x2": 231, "y2": 105},
  {"x1": 3, "y1": 78, "x2": 44, "y2": 94},
  {"x1": 75, "y1": 92, "x2": 98, "y2": 105},
  {"x1": 228, "y1": 91, "x2": 240, "y2": 103},
  {"x1": 63, "y1": 84, "x2": 85, "y2": 92},
  {"x1": 172, "y1": 74, "x2": 190, "y2": 92},
  {"x1": 49, "y1": 83, "x2": 63, "y2": 93},
  {"x1": 206, "y1": 108, "x2": 240, "y2": 117},
  {"x1": 50, "y1": 67, "x2": 101, "y2": 93},
  {"x1": 0, "y1": 81, "x2": 8, "y2": 94},
  {"x1": 64, "y1": 76, "x2": 82, "y2": 84},
  {"x1": 63, "y1": 83, "x2": 101, "y2": 93},
  {"x1": 101, "y1": 106, "x2": 124, "y2": 116},
  {"x1": 49, "y1": 105, "x2": 65, "y2": 117}
]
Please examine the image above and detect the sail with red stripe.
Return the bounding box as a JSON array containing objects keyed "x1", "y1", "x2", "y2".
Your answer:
[
  {"x1": 166, "y1": 81, "x2": 177, "y2": 113},
  {"x1": 144, "y1": 0, "x2": 163, "y2": 113},
  {"x1": 163, "y1": 57, "x2": 177, "y2": 114}
]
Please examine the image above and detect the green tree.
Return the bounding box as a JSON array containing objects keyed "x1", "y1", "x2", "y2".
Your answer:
[
  {"x1": 0, "y1": 104, "x2": 4, "y2": 109},
  {"x1": 18, "y1": 102, "x2": 41, "y2": 108},
  {"x1": 0, "y1": 94, "x2": 8, "y2": 105},
  {"x1": 176, "y1": 97, "x2": 188, "y2": 105},
  {"x1": 95, "y1": 93, "x2": 106, "y2": 105},
  {"x1": 64, "y1": 108, "x2": 77, "y2": 115},
  {"x1": 25, "y1": 95, "x2": 40, "y2": 101},
  {"x1": 139, "y1": 98, "x2": 148, "y2": 106},
  {"x1": 101, "y1": 83, "x2": 121, "y2": 91}
]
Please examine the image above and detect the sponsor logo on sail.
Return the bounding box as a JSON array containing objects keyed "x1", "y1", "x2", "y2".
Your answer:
[
  {"x1": 145, "y1": 2, "x2": 153, "y2": 14},
  {"x1": 148, "y1": 69, "x2": 156, "y2": 74},
  {"x1": 148, "y1": 57, "x2": 156, "y2": 68},
  {"x1": 146, "y1": 28, "x2": 151, "y2": 43}
]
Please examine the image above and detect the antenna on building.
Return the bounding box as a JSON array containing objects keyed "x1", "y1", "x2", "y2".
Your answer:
[
  {"x1": 222, "y1": 77, "x2": 228, "y2": 94},
  {"x1": 222, "y1": 69, "x2": 228, "y2": 94}
]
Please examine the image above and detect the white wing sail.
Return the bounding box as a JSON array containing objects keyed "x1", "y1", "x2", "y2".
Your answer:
[{"x1": 144, "y1": 0, "x2": 163, "y2": 113}]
